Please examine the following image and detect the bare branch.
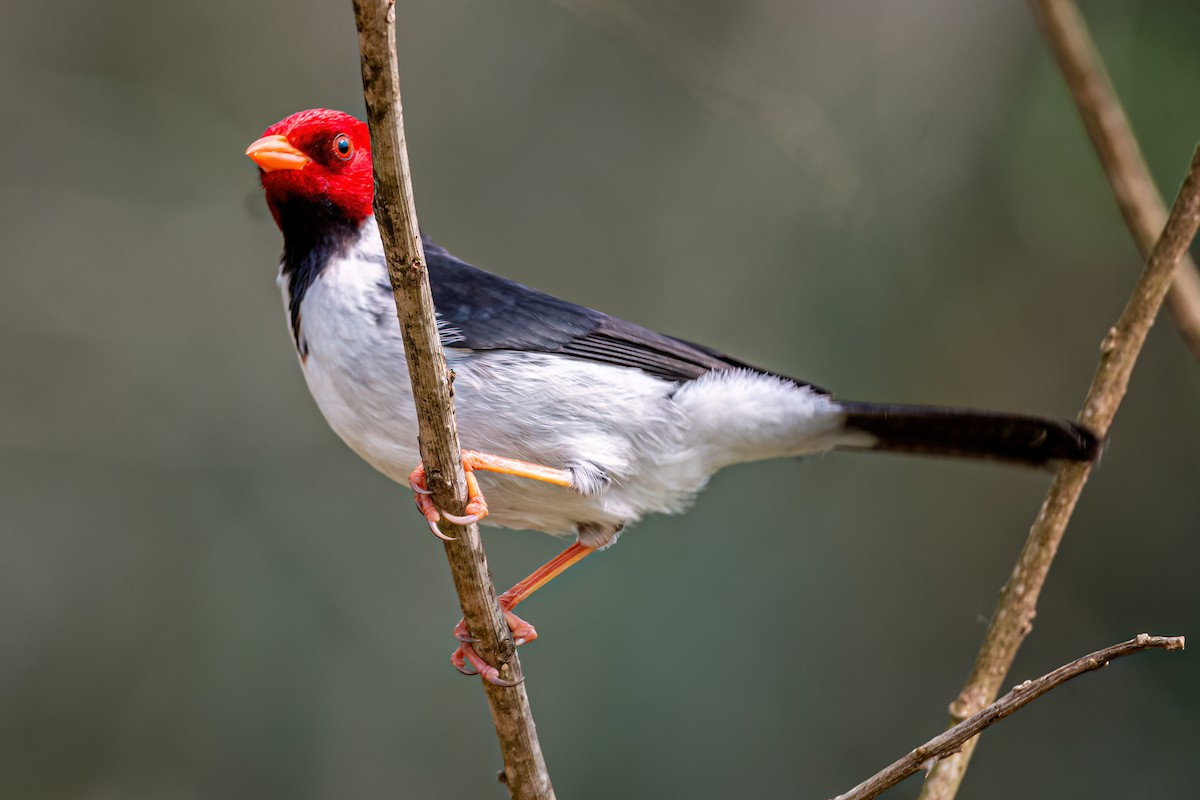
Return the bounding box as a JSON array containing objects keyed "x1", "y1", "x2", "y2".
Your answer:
[
  {"x1": 351, "y1": 1, "x2": 554, "y2": 796},
  {"x1": 835, "y1": 634, "x2": 1184, "y2": 800},
  {"x1": 917, "y1": 146, "x2": 1200, "y2": 800},
  {"x1": 919, "y1": 6, "x2": 1200, "y2": 792},
  {"x1": 1030, "y1": 0, "x2": 1200, "y2": 360}
]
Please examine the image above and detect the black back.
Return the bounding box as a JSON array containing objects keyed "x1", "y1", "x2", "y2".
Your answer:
[{"x1": 422, "y1": 237, "x2": 824, "y2": 390}]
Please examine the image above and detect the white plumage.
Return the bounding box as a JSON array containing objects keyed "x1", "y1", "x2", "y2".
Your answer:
[{"x1": 282, "y1": 221, "x2": 858, "y2": 548}]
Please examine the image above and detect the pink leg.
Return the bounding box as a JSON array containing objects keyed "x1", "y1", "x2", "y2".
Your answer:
[
  {"x1": 450, "y1": 542, "x2": 594, "y2": 685},
  {"x1": 408, "y1": 450, "x2": 572, "y2": 541}
]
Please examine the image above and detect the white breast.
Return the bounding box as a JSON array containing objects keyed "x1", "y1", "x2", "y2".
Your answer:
[{"x1": 280, "y1": 228, "x2": 848, "y2": 539}]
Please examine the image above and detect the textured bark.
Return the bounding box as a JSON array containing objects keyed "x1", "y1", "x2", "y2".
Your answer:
[
  {"x1": 351, "y1": 2, "x2": 555, "y2": 797},
  {"x1": 1031, "y1": 0, "x2": 1200, "y2": 361},
  {"x1": 918, "y1": 146, "x2": 1200, "y2": 800},
  {"x1": 836, "y1": 635, "x2": 1184, "y2": 800}
]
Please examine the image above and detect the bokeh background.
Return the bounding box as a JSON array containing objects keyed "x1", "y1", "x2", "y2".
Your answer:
[{"x1": 2, "y1": 0, "x2": 1198, "y2": 797}]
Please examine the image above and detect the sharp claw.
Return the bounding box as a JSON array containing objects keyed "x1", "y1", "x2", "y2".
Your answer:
[
  {"x1": 453, "y1": 619, "x2": 480, "y2": 642},
  {"x1": 410, "y1": 479, "x2": 432, "y2": 495},
  {"x1": 451, "y1": 645, "x2": 477, "y2": 675},
  {"x1": 428, "y1": 519, "x2": 456, "y2": 541},
  {"x1": 456, "y1": 643, "x2": 524, "y2": 686},
  {"x1": 439, "y1": 510, "x2": 480, "y2": 526},
  {"x1": 485, "y1": 672, "x2": 524, "y2": 687}
]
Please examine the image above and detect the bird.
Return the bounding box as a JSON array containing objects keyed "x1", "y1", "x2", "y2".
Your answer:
[{"x1": 246, "y1": 108, "x2": 1099, "y2": 684}]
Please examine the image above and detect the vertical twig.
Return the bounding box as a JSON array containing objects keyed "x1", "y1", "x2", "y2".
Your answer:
[
  {"x1": 918, "y1": 147, "x2": 1200, "y2": 800},
  {"x1": 351, "y1": 2, "x2": 555, "y2": 797},
  {"x1": 1030, "y1": 0, "x2": 1200, "y2": 360}
]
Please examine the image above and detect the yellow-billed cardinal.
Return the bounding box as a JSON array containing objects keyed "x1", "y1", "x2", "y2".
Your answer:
[{"x1": 247, "y1": 109, "x2": 1098, "y2": 684}]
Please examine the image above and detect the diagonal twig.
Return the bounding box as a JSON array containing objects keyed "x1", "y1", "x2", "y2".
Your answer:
[
  {"x1": 1030, "y1": 0, "x2": 1200, "y2": 361},
  {"x1": 835, "y1": 634, "x2": 1184, "y2": 800},
  {"x1": 917, "y1": 145, "x2": 1200, "y2": 800},
  {"x1": 351, "y1": 1, "x2": 555, "y2": 797}
]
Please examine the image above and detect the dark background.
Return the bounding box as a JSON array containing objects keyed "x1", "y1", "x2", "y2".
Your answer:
[{"x1": 2, "y1": 1, "x2": 1197, "y2": 797}]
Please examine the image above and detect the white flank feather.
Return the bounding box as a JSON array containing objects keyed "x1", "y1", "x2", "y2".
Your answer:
[{"x1": 281, "y1": 221, "x2": 853, "y2": 544}]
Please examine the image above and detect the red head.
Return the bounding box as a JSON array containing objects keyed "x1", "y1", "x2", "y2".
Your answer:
[{"x1": 246, "y1": 109, "x2": 374, "y2": 229}]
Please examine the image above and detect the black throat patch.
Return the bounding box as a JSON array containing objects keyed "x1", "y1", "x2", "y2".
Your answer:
[{"x1": 274, "y1": 198, "x2": 361, "y2": 356}]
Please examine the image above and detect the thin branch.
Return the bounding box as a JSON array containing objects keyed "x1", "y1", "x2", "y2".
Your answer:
[
  {"x1": 835, "y1": 634, "x2": 1184, "y2": 800},
  {"x1": 917, "y1": 146, "x2": 1200, "y2": 800},
  {"x1": 351, "y1": 2, "x2": 555, "y2": 797},
  {"x1": 1030, "y1": 0, "x2": 1200, "y2": 361}
]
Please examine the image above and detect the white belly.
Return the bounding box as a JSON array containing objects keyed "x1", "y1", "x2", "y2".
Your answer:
[{"x1": 283, "y1": 250, "x2": 847, "y2": 538}]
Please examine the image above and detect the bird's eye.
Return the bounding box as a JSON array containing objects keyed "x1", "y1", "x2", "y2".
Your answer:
[{"x1": 333, "y1": 134, "x2": 353, "y2": 160}]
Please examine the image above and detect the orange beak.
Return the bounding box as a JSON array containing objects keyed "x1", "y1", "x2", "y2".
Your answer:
[{"x1": 245, "y1": 134, "x2": 311, "y2": 172}]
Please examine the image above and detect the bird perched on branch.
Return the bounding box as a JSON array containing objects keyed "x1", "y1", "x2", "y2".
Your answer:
[{"x1": 247, "y1": 108, "x2": 1100, "y2": 684}]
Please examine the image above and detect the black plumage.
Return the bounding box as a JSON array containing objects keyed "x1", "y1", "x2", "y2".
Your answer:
[
  {"x1": 276, "y1": 197, "x2": 361, "y2": 355},
  {"x1": 840, "y1": 402, "x2": 1101, "y2": 468},
  {"x1": 421, "y1": 237, "x2": 823, "y2": 389}
]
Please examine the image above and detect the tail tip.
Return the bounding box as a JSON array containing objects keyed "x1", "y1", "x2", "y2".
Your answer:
[{"x1": 1066, "y1": 422, "x2": 1103, "y2": 464}]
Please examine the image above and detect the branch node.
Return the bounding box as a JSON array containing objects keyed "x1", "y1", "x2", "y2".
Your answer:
[{"x1": 1100, "y1": 326, "x2": 1120, "y2": 354}]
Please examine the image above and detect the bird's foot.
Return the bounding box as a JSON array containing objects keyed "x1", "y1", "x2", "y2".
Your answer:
[
  {"x1": 409, "y1": 459, "x2": 489, "y2": 541},
  {"x1": 450, "y1": 643, "x2": 521, "y2": 686},
  {"x1": 444, "y1": 541, "x2": 594, "y2": 684},
  {"x1": 408, "y1": 450, "x2": 573, "y2": 541},
  {"x1": 453, "y1": 601, "x2": 538, "y2": 646},
  {"x1": 450, "y1": 595, "x2": 536, "y2": 686}
]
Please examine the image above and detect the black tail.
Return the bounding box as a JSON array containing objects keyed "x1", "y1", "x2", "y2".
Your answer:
[{"x1": 839, "y1": 402, "x2": 1101, "y2": 468}]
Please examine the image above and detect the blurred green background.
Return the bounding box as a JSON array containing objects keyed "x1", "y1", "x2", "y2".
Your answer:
[{"x1": 2, "y1": 0, "x2": 1197, "y2": 797}]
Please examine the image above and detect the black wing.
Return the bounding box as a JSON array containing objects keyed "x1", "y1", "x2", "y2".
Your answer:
[{"x1": 419, "y1": 237, "x2": 825, "y2": 392}]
